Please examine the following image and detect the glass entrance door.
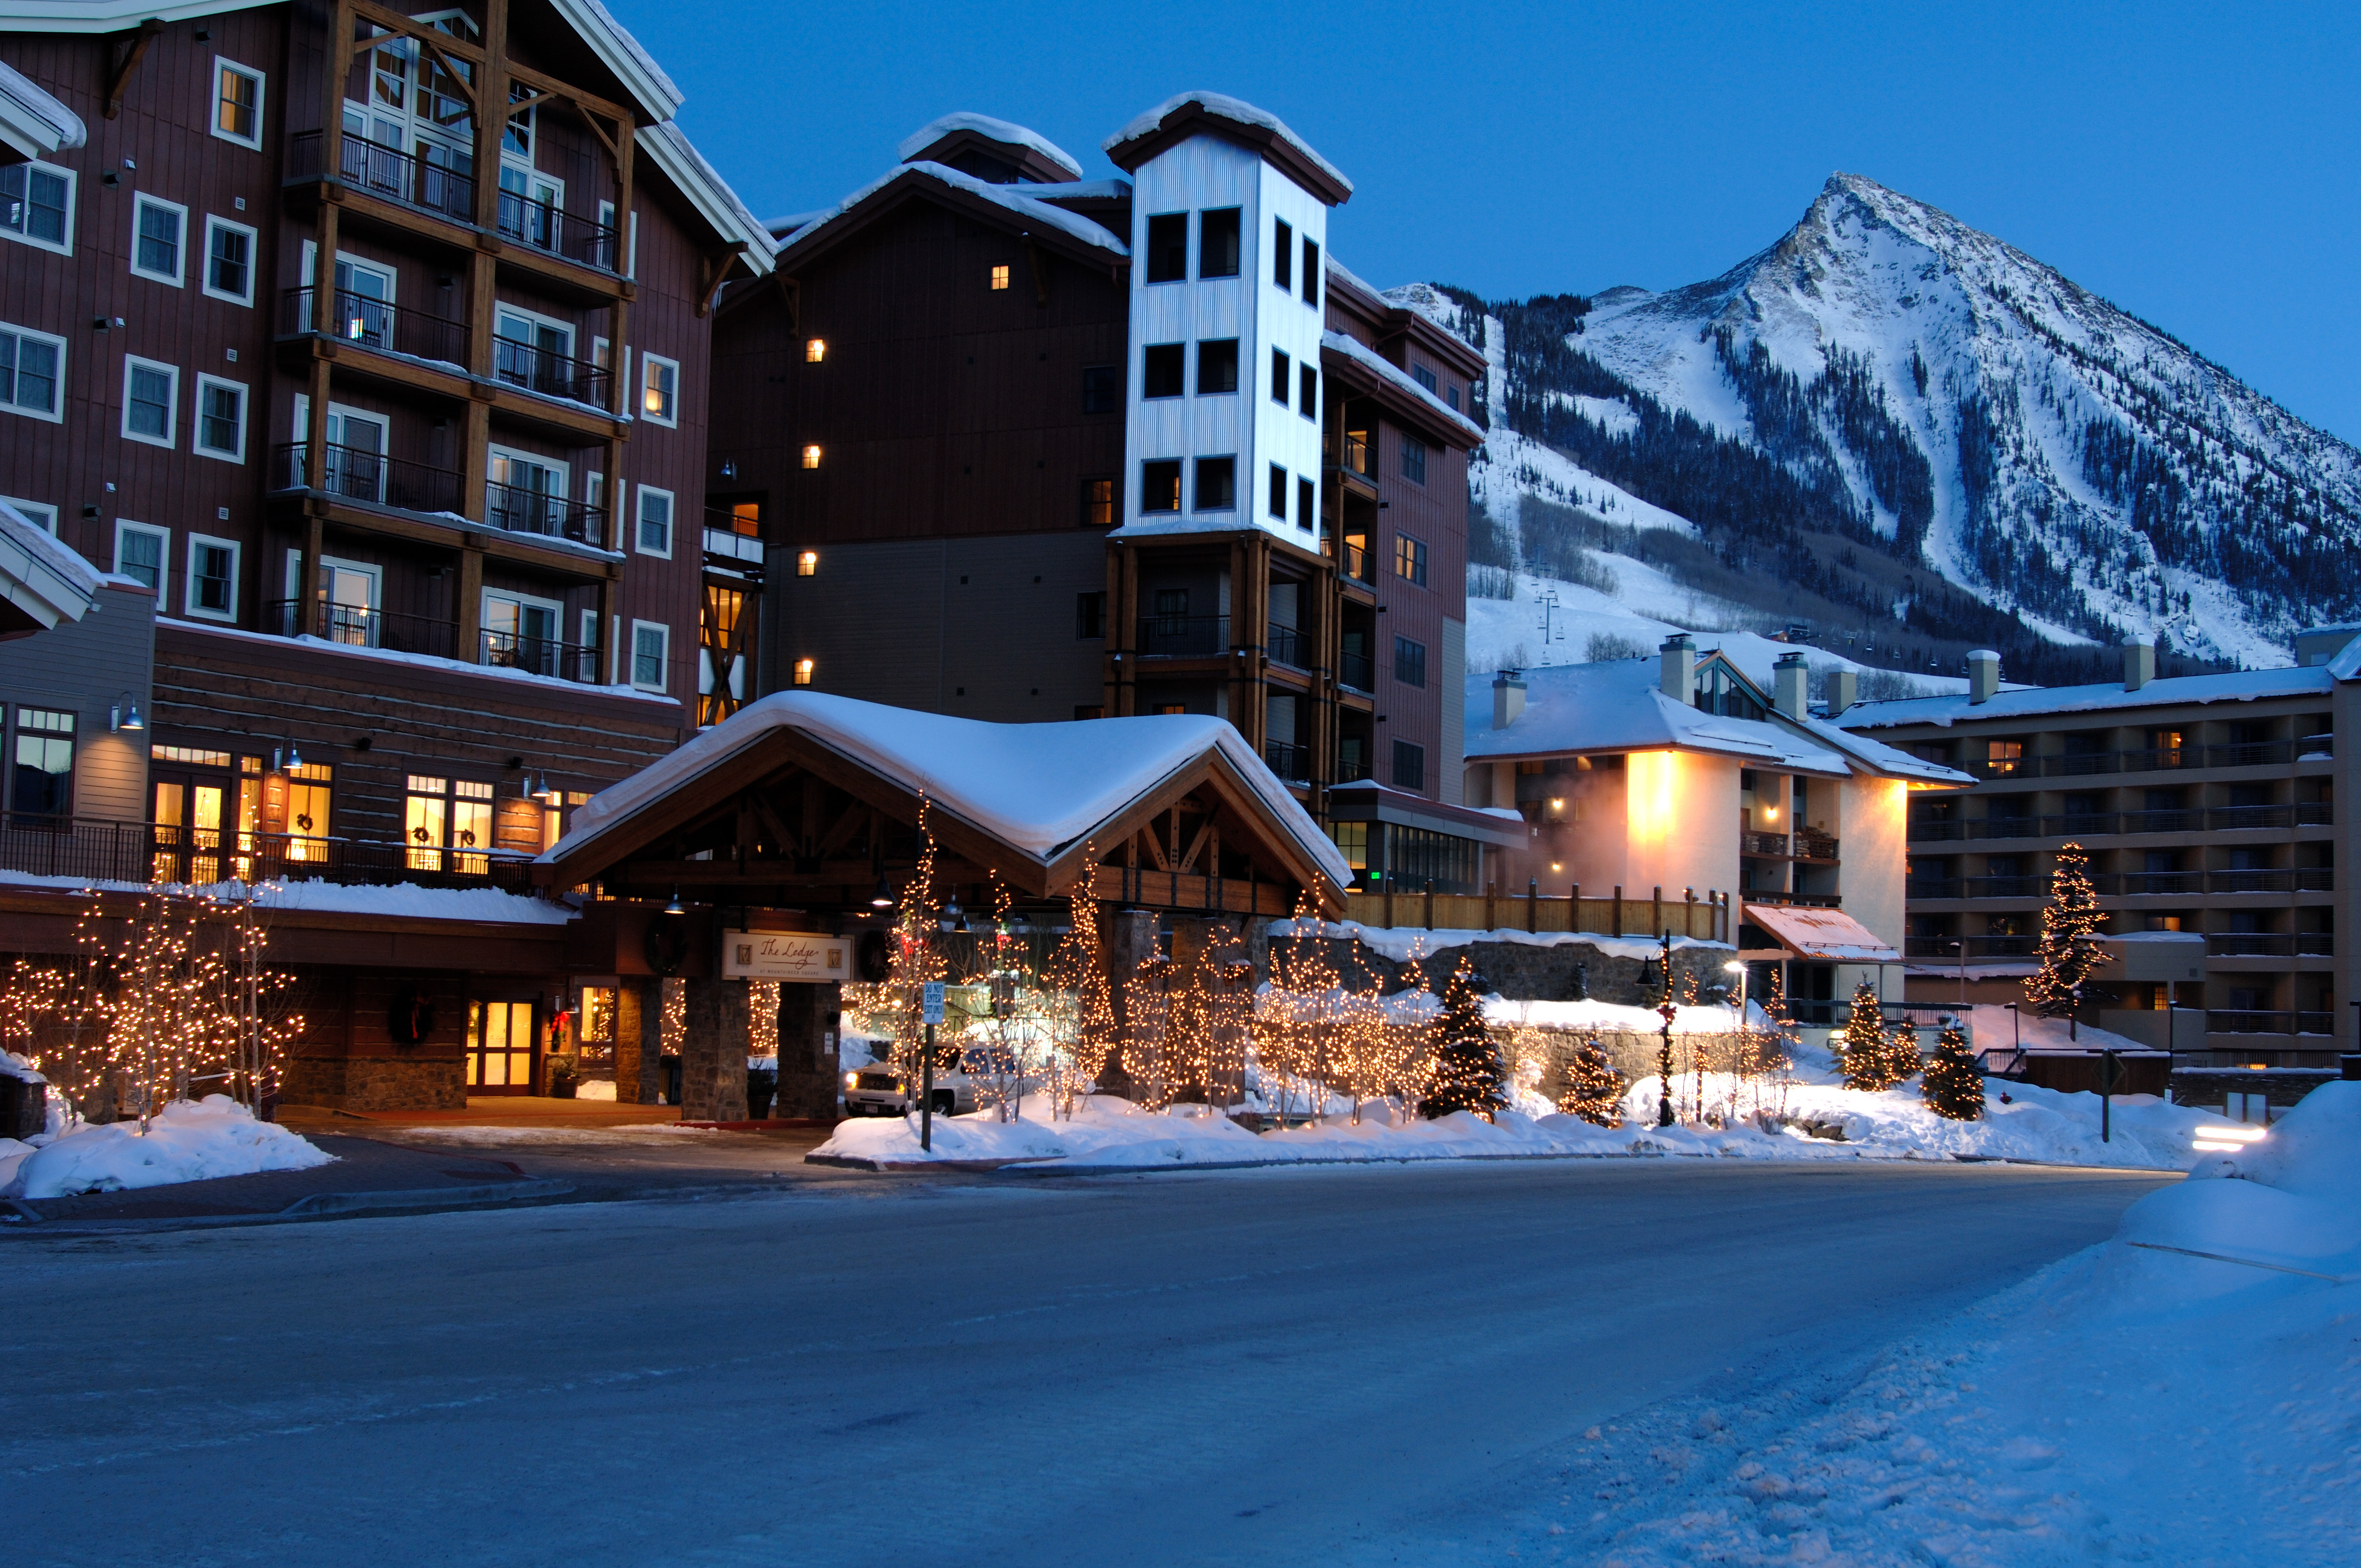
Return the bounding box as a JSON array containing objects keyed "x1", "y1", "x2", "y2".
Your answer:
[
  {"x1": 152, "y1": 777, "x2": 226, "y2": 884},
  {"x1": 466, "y1": 1000, "x2": 537, "y2": 1093}
]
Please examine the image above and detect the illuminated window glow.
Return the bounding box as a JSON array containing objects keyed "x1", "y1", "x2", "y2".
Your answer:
[
  {"x1": 793, "y1": 657, "x2": 814, "y2": 686},
  {"x1": 989, "y1": 264, "x2": 1010, "y2": 290},
  {"x1": 796, "y1": 550, "x2": 817, "y2": 576},
  {"x1": 801, "y1": 444, "x2": 822, "y2": 469},
  {"x1": 805, "y1": 337, "x2": 826, "y2": 362}
]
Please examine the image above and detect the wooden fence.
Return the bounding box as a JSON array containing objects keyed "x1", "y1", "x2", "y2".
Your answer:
[{"x1": 1341, "y1": 885, "x2": 1731, "y2": 943}]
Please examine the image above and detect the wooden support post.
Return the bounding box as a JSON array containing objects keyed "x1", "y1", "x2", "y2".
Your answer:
[
  {"x1": 1653, "y1": 885, "x2": 1664, "y2": 938},
  {"x1": 474, "y1": 0, "x2": 509, "y2": 233},
  {"x1": 1686, "y1": 886, "x2": 1698, "y2": 939},
  {"x1": 322, "y1": 3, "x2": 356, "y2": 177},
  {"x1": 105, "y1": 19, "x2": 167, "y2": 119},
  {"x1": 1613, "y1": 885, "x2": 1623, "y2": 938},
  {"x1": 1484, "y1": 881, "x2": 1495, "y2": 933},
  {"x1": 467, "y1": 252, "x2": 497, "y2": 379},
  {"x1": 1527, "y1": 878, "x2": 1538, "y2": 933},
  {"x1": 295, "y1": 515, "x2": 324, "y2": 638},
  {"x1": 1569, "y1": 884, "x2": 1581, "y2": 933},
  {"x1": 1383, "y1": 883, "x2": 1395, "y2": 929},
  {"x1": 1423, "y1": 884, "x2": 1435, "y2": 930},
  {"x1": 597, "y1": 570, "x2": 618, "y2": 684},
  {"x1": 456, "y1": 544, "x2": 483, "y2": 663},
  {"x1": 1117, "y1": 546, "x2": 1139, "y2": 715}
]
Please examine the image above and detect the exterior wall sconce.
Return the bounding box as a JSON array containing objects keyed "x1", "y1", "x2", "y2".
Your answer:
[{"x1": 109, "y1": 696, "x2": 143, "y2": 732}]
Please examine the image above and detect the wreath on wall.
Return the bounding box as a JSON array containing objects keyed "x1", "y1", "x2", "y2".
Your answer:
[
  {"x1": 643, "y1": 917, "x2": 690, "y2": 976},
  {"x1": 387, "y1": 983, "x2": 438, "y2": 1047}
]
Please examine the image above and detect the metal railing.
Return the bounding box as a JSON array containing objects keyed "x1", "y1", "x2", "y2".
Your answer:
[
  {"x1": 1339, "y1": 542, "x2": 1375, "y2": 585},
  {"x1": 1794, "y1": 827, "x2": 1839, "y2": 861},
  {"x1": 1135, "y1": 613, "x2": 1228, "y2": 658},
  {"x1": 2207, "y1": 1010, "x2": 2335, "y2": 1036},
  {"x1": 1264, "y1": 739, "x2": 1308, "y2": 782},
  {"x1": 1339, "y1": 651, "x2": 1374, "y2": 692},
  {"x1": 293, "y1": 130, "x2": 475, "y2": 225},
  {"x1": 1267, "y1": 624, "x2": 1305, "y2": 670},
  {"x1": 493, "y1": 335, "x2": 613, "y2": 406},
  {"x1": 1957, "y1": 756, "x2": 2032, "y2": 779},
  {"x1": 2205, "y1": 933, "x2": 2336, "y2": 957},
  {"x1": 1336, "y1": 752, "x2": 1372, "y2": 783},
  {"x1": 496, "y1": 188, "x2": 619, "y2": 272},
  {"x1": 1739, "y1": 831, "x2": 1789, "y2": 857},
  {"x1": 1912, "y1": 804, "x2": 2330, "y2": 841},
  {"x1": 0, "y1": 809, "x2": 536, "y2": 892},
  {"x1": 271, "y1": 441, "x2": 464, "y2": 517},
  {"x1": 264, "y1": 599, "x2": 458, "y2": 661},
  {"x1": 1903, "y1": 935, "x2": 2034, "y2": 958},
  {"x1": 281, "y1": 286, "x2": 469, "y2": 366},
  {"x1": 2102, "y1": 871, "x2": 2202, "y2": 896},
  {"x1": 1325, "y1": 430, "x2": 1372, "y2": 478},
  {"x1": 485, "y1": 481, "x2": 607, "y2": 547},
  {"x1": 1962, "y1": 875, "x2": 2048, "y2": 899},
  {"x1": 481, "y1": 629, "x2": 601, "y2": 683}
]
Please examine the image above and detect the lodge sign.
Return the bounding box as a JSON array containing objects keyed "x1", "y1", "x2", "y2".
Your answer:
[{"x1": 720, "y1": 931, "x2": 850, "y2": 983}]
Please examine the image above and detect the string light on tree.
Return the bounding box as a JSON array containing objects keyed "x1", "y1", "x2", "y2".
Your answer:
[
  {"x1": 2026, "y1": 841, "x2": 2105, "y2": 1021},
  {"x1": 1423, "y1": 956, "x2": 1505, "y2": 1121},
  {"x1": 1921, "y1": 1022, "x2": 1984, "y2": 1120}
]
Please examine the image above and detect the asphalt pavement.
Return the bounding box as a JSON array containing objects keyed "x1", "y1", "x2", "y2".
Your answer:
[{"x1": 2, "y1": 1157, "x2": 2170, "y2": 1567}]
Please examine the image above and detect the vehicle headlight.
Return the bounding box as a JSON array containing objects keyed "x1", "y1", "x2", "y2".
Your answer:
[{"x1": 843, "y1": 1071, "x2": 859, "y2": 1088}]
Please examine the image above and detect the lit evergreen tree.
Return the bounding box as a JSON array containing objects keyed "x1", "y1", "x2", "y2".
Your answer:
[
  {"x1": 1555, "y1": 1035, "x2": 1625, "y2": 1126},
  {"x1": 1423, "y1": 957, "x2": 1505, "y2": 1121},
  {"x1": 1836, "y1": 979, "x2": 1894, "y2": 1091},
  {"x1": 1879, "y1": 1016, "x2": 1922, "y2": 1090},
  {"x1": 1921, "y1": 1023, "x2": 1984, "y2": 1120},
  {"x1": 2025, "y1": 841, "x2": 2104, "y2": 1019}
]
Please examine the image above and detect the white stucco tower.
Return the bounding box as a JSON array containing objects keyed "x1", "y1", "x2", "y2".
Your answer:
[{"x1": 1102, "y1": 93, "x2": 1353, "y2": 542}]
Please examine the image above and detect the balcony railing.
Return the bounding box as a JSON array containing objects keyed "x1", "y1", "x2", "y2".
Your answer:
[
  {"x1": 481, "y1": 629, "x2": 601, "y2": 683},
  {"x1": 2103, "y1": 871, "x2": 2203, "y2": 896},
  {"x1": 264, "y1": 599, "x2": 458, "y2": 661},
  {"x1": 2207, "y1": 1010, "x2": 2336, "y2": 1037},
  {"x1": 293, "y1": 130, "x2": 475, "y2": 225},
  {"x1": 1958, "y1": 756, "x2": 2032, "y2": 779},
  {"x1": 1135, "y1": 614, "x2": 1228, "y2": 658},
  {"x1": 2208, "y1": 741, "x2": 2293, "y2": 768},
  {"x1": 1739, "y1": 831, "x2": 1789, "y2": 857},
  {"x1": 1267, "y1": 624, "x2": 1305, "y2": 671},
  {"x1": 496, "y1": 188, "x2": 619, "y2": 273},
  {"x1": 485, "y1": 481, "x2": 607, "y2": 548},
  {"x1": 1794, "y1": 827, "x2": 1839, "y2": 861},
  {"x1": 1264, "y1": 739, "x2": 1308, "y2": 782},
  {"x1": 1339, "y1": 651, "x2": 1374, "y2": 692},
  {"x1": 281, "y1": 286, "x2": 469, "y2": 367},
  {"x1": 2205, "y1": 933, "x2": 2336, "y2": 957},
  {"x1": 1325, "y1": 430, "x2": 1373, "y2": 479},
  {"x1": 1903, "y1": 935, "x2": 2035, "y2": 959},
  {"x1": 492, "y1": 335, "x2": 613, "y2": 407},
  {"x1": 0, "y1": 810, "x2": 536, "y2": 892},
  {"x1": 1339, "y1": 541, "x2": 1375, "y2": 585},
  {"x1": 1913, "y1": 804, "x2": 2330, "y2": 842},
  {"x1": 1336, "y1": 751, "x2": 1372, "y2": 783},
  {"x1": 272, "y1": 442, "x2": 464, "y2": 518},
  {"x1": 1962, "y1": 875, "x2": 2048, "y2": 899}
]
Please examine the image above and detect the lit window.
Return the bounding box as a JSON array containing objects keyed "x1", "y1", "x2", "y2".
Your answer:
[
  {"x1": 213, "y1": 60, "x2": 265, "y2": 149},
  {"x1": 989, "y1": 263, "x2": 1010, "y2": 291},
  {"x1": 796, "y1": 550, "x2": 817, "y2": 576},
  {"x1": 802, "y1": 444, "x2": 822, "y2": 469},
  {"x1": 793, "y1": 657, "x2": 815, "y2": 686},
  {"x1": 1079, "y1": 476, "x2": 1114, "y2": 528},
  {"x1": 405, "y1": 775, "x2": 449, "y2": 871},
  {"x1": 1394, "y1": 533, "x2": 1429, "y2": 586},
  {"x1": 641, "y1": 353, "x2": 678, "y2": 424},
  {"x1": 806, "y1": 338, "x2": 826, "y2": 362}
]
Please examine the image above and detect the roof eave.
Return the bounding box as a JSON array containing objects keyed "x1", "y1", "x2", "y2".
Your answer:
[{"x1": 1103, "y1": 104, "x2": 1351, "y2": 206}]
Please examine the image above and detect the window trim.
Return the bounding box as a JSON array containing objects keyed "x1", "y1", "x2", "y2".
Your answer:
[
  {"x1": 113, "y1": 520, "x2": 168, "y2": 603},
  {"x1": 1270, "y1": 347, "x2": 1290, "y2": 405},
  {"x1": 1193, "y1": 454, "x2": 1237, "y2": 514},
  {"x1": 1298, "y1": 363, "x2": 1317, "y2": 420},
  {"x1": 121, "y1": 355, "x2": 180, "y2": 449},
  {"x1": 1141, "y1": 341, "x2": 1184, "y2": 400},
  {"x1": 0, "y1": 318, "x2": 68, "y2": 423},
  {"x1": 634, "y1": 481, "x2": 676, "y2": 558},
  {"x1": 129, "y1": 193, "x2": 188, "y2": 287},
  {"x1": 1198, "y1": 206, "x2": 1242, "y2": 279},
  {"x1": 1267, "y1": 462, "x2": 1288, "y2": 522},
  {"x1": 192, "y1": 372, "x2": 249, "y2": 463},
  {"x1": 2, "y1": 496, "x2": 57, "y2": 535},
  {"x1": 494, "y1": 300, "x2": 576, "y2": 361},
  {"x1": 1394, "y1": 532, "x2": 1430, "y2": 586},
  {"x1": 1140, "y1": 458, "x2": 1182, "y2": 515},
  {"x1": 1, "y1": 159, "x2": 77, "y2": 257},
  {"x1": 1400, "y1": 431, "x2": 1429, "y2": 486},
  {"x1": 210, "y1": 57, "x2": 267, "y2": 150},
  {"x1": 1142, "y1": 210, "x2": 1189, "y2": 285},
  {"x1": 1195, "y1": 337, "x2": 1239, "y2": 396},
  {"x1": 1272, "y1": 216, "x2": 1292, "y2": 290},
  {"x1": 183, "y1": 531, "x2": 242, "y2": 621},
  {"x1": 1394, "y1": 634, "x2": 1427, "y2": 689},
  {"x1": 628, "y1": 619, "x2": 670, "y2": 693},
  {"x1": 640, "y1": 351, "x2": 679, "y2": 426},
  {"x1": 200, "y1": 214, "x2": 258, "y2": 307}
]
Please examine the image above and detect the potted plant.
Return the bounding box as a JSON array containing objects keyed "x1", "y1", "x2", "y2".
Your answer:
[{"x1": 546, "y1": 1055, "x2": 580, "y2": 1099}]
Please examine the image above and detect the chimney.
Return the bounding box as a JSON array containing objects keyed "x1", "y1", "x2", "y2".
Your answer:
[
  {"x1": 1967, "y1": 649, "x2": 2000, "y2": 705},
  {"x1": 1826, "y1": 668, "x2": 1858, "y2": 717},
  {"x1": 1772, "y1": 651, "x2": 1808, "y2": 720},
  {"x1": 1492, "y1": 668, "x2": 1527, "y2": 729},
  {"x1": 1659, "y1": 634, "x2": 1695, "y2": 701},
  {"x1": 2123, "y1": 635, "x2": 2155, "y2": 693}
]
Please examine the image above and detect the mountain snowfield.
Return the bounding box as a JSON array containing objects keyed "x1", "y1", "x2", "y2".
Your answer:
[{"x1": 1395, "y1": 173, "x2": 2361, "y2": 670}]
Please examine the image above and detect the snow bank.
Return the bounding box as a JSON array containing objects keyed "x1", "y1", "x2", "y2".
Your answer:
[{"x1": 1, "y1": 1096, "x2": 333, "y2": 1200}]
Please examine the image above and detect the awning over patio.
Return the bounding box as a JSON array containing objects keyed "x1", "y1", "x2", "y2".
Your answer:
[{"x1": 1742, "y1": 903, "x2": 1903, "y2": 964}]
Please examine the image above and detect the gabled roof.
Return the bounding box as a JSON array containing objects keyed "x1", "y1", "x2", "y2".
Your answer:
[
  {"x1": 635, "y1": 119, "x2": 774, "y2": 276},
  {"x1": 897, "y1": 112, "x2": 1085, "y2": 182},
  {"x1": 1466, "y1": 656, "x2": 1973, "y2": 785},
  {"x1": 1838, "y1": 664, "x2": 2336, "y2": 729},
  {"x1": 1103, "y1": 90, "x2": 1351, "y2": 206},
  {"x1": 0, "y1": 497, "x2": 101, "y2": 635},
  {"x1": 1323, "y1": 329, "x2": 1486, "y2": 447},
  {"x1": 0, "y1": 54, "x2": 84, "y2": 160},
  {"x1": 543, "y1": 692, "x2": 1353, "y2": 896},
  {"x1": 769, "y1": 160, "x2": 1128, "y2": 276}
]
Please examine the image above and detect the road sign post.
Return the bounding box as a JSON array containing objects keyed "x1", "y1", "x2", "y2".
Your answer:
[
  {"x1": 2099, "y1": 1047, "x2": 2120, "y2": 1142},
  {"x1": 920, "y1": 981, "x2": 945, "y2": 1151}
]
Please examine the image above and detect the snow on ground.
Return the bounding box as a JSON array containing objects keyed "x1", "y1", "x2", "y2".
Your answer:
[
  {"x1": 1528, "y1": 1081, "x2": 2360, "y2": 1567},
  {"x1": 0, "y1": 870, "x2": 574, "y2": 924},
  {"x1": 1274, "y1": 916, "x2": 1734, "y2": 967},
  {"x1": 385, "y1": 1123, "x2": 719, "y2": 1146},
  {"x1": 0, "y1": 1095, "x2": 332, "y2": 1199}
]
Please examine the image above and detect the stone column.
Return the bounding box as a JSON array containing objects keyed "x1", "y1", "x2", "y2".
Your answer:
[
  {"x1": 1097, "y1": 906, "x2": 1162, "y2": 1098},
  {"x1": 613, "y1": 978, "x2": 664, "y2": 1105},
  {"x1": 774, "y1": 981, "x2": 842, "y2": 1121},
  {"x1": 681, "y1": 977, "x2": 750, "y2": 1122}
]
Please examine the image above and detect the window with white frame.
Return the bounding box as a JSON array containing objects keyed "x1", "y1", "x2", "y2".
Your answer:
[
  {"x1": 185, "y1": 534, "x2": 240, "y2": 620},
  {"x1": 114, "y1": 520, "x2": 168, "y2": 600},
  {"x1": 130, "y1": 195, "x2": 186, "y2": 286},
  {"x1": 123, "y1": 357, "x2": 179, "y2": 448},
  {"x1": 630, "y1": 620, "x2": 668, "y2": 692},
  {"x1": 635, "y1": 483, "x2": 673, "y2": 557},
  {"x1": 0, "y1": 320, "x2": 66, "y2": 421},
  {"x1": 0, "y1": 161, "x2": 74, "y2": 254},
  {"x1": 202, "y1": 216, "x2": 256, "y2": 306},
  {"x1": 212, "y1": 58, "x2": 265, "y2": 149},
  {"x1": 194, "y1": 374, "x2": 247, "y2": 461},
  {"x1": 2, "y1": 497, "x2": 56, "y2": 535},
  {"x1": 640, "y1": 353, "x2": 678, "y2": 426}
]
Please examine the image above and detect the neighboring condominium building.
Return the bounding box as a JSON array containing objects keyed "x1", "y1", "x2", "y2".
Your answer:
[
  {"x1": 713, "y1": 95, "x2": 1493, "y2": 884},
  {"x1": 1840, "y1": 636, "x2": 2357, "y2": 1069},
  {"x1": 0, "y1": 1, "x2": 771, "y2": 871}
]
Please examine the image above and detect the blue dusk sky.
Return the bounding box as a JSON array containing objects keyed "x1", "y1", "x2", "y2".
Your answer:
[{"x1": 613, "y1": 1, "x2": 2361, "y2": 442}]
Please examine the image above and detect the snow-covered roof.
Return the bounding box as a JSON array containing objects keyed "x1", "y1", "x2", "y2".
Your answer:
[
  {"x1": 1840, "y1": 664, "x2": 2337, "y2": 729},
  {"x1": 0, "y1": 496, "x2": 101, "y2": 631},
  {"x1": 551, "y1": 692, "x2": 1353, "y2": 888},
  {"x1": 775, "y1": 160, "x2": 1128, "y2": 262},
  {"x1": 1789, "y1": 711, "x2": 1977, "y2": 787},
  {"x1": 1103, "y1": 91, "x2": 1352, "y2": 199},
  {"x1": 897, "y1": 112, "x2": 1085, "y2": 180},
  {"x1": 636, "y1": 120, "x2": 775, "y2": 274},
  {"x1": 1322, "y1": 330, "x2": 1486, "y2": 445},
  {"x1": 1744, "y1": 903, "x2": 1901, "y2": 964},
  {"x1": 0, "y1": 53, "x2": 84, "y2": 160}
]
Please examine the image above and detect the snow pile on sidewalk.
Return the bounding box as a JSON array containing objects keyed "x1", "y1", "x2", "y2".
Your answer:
[
  {"x1": 1527, "y1": 1082, "x2": 2360, "y2": 1567},
  {"x1": 0, "y1": 1095, "x2": 333, "y2": 1200}
]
